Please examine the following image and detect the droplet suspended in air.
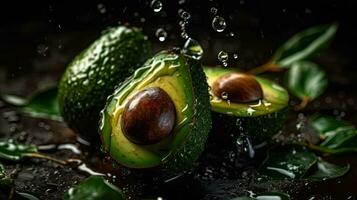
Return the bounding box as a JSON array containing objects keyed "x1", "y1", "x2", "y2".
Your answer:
[
  {"x1": 210, "y1": 7, "x2": 218, "y2": 15},
  {"x1": 97, "y1": 4, "x2": 106, "y2": 14},
  {"x1": 218, "y1": 51, "x2": 228, "y2": 66},
  {"x1": 155, "y1": 28, "x2": 167, "y2": 42},
  {"x1": 178, "y1": 9, "x2": 191, "y2": 20},
  {"x1": 233, "y1": 53, "x2": 238, "y2": 59},
  {"x1": 212, "y1": 16, "x2": 226, "y2": 32},
  {"x1": 150, "y1": 0, "x2": 163, "y2": 12},
  {"x1": 181, "y1": 38, "x2": 203, "y2": 60}
]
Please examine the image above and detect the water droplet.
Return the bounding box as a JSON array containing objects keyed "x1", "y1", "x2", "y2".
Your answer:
[
  {"x1": 155, "y1": 28, "x2": 167, "y2": 42},
  {"x1": 178, "y1": 9, "x2": 190, "y2": 20},
  {"x1": 229, "y1": 32, "x2": 235, "y2": 37},
  {"x1": 210, "y1": 7, "x2": 218, "y2": 15},
  {"x1": 212, "y1": 16, "x2": 226, "y2": 32},
  {"x1": 178, "y1": 0, "x2": 185, "y2": 4},
  {"x1": 150, "y1": 0, "x2": 162, "y2": 12},
  {"x1": 181, "y1": 38, "x2": 203, "y2": 60},
  {"x1": 97, "y1": 4, "x2": 106, "y2": 14},
  {"x1": 218, "y1": 51, "x2": 228, "y2": 66},
  {"x1": 221, "y1": 91, "x2": 228, "y2": 99},
  {"x1": 233, "y1": 53, "x2": 238, "y2": 59}
]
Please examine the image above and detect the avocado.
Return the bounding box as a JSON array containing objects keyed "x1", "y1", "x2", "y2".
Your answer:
[
  {"x1": 58, "y1": 26, "x2": 152, "y2": 142},
  {"x1": 100, "y1": 50, "x2": 212, "y2": 174},
  {"x1": 204, "y1": 67, "x2": 289, "y2": 143}
]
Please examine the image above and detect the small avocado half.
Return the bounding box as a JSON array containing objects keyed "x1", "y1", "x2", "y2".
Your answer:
[
  {"x1": 58, "y1": 26, "x2": 152, "y2": 142},
  {"x1": 204, "y1": 67, "x2": 289, "y2": 143},
  {"x1": 100, "y1": 50, "x2": 212, "y2": 174}
]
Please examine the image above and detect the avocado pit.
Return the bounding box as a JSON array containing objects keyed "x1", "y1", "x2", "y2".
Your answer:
[
  {"x1": 121, "y1": 87, "x2": 176, "y2": 145},
  {"x1": 212, "y1": 72, "x2": 263, "y2": 103}
]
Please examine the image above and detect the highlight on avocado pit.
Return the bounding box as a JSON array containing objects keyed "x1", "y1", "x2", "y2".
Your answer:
[{"x1": 0, "y1": 2, "x2": 356, "y2": 200}]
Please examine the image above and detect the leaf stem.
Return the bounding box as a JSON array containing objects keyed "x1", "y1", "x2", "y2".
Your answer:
[
  {"x1": 295, "y1": 96, "x2": 310, "y2": 110},
  {"x1": 23, "y1": 153, "x2": 68, "y2": 165},
  {"x1": 247, "y1": 62, "x2": 282, "y2": 75}
]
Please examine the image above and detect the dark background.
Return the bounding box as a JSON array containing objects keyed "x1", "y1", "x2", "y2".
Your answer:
[{"x1": 1, "y1": 1, "x2": 357, "y2": 199}]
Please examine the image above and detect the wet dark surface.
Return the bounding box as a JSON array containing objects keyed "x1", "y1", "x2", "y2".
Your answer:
[{"x1": 1, "y1": 1, "x2": 357, "y2": 199}]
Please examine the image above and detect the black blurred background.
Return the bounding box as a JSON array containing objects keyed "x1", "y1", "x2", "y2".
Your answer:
[{"x1": 0, "y1": 0, "x2": 356, "y2": 102}]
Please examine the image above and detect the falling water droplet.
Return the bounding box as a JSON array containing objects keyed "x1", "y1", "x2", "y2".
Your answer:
[
  {"x1": 181, "y1": 38, "x2": 203, "y2": 60},
  {"x1": 155, "y1": 28, "x2": 167, "y2": 42},
  {"x1": 97, "y1": 4, "x2": 106, "y2": 14},
  {"x1": 210, "y1": 7, "x2": 218, "y2": 15},
  {"x1": 178, "y1": 9, "x2": 191, "y2": 20},
  {"x1": 212, "y1": 16, "x2": 226, "y2": 32},
  {"x1": 218, "y1": 51, "x2": 228, "y2": 66},
  {"x1": 150, "y1": 0, "x2": 163, "y2": 12},
  {"x1": 233, "y1": 53, "x2": 238, "y2": 59}
]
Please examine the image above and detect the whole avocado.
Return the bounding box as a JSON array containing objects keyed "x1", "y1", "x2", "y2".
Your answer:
[{"x1": 58, "y1": 26, "x2": 152, "y2": 142}]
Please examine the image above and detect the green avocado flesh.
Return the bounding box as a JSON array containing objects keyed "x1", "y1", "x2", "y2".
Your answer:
[
  {"x1": 58, "y1": 26, "x2": 151, "y2": 142},
  {"x1": 204, "y1": 67, "x2": 289, "y2": 117},
  {"x1": 100, "y1": 50, "x2": 212, "y2": 171},
  {"x1": 204, "y1": 67, "x2": 289, "y2": 142}
]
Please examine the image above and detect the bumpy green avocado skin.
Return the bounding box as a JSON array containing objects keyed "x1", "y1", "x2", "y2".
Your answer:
[
  {"x1": 162, "y1": 58, "x2": 212, "y2": 175},
  {"x1": 58, "y1": 26, "x2": 151, "y2": 142}
]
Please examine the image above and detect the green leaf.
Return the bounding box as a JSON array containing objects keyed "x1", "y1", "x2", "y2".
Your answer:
[
  {"x1": 64, "y1": 176, "x2": 125, "y2": 200},
  {"x1": 22, "y1": 87, "x2": 61, "y2": 121},
  {"x1": 273, "y1": 23, "x2": 338, "y2": 67},
  {"x1": 0, "y1": 140, "x2": 38, "y2": 161},
  {"x1": 258, "y1": 145, "x2": 317, "y2": 180},
  {"x1": 1, "y1": 87, "x2": 61, "y2": 121},
  {"x1": 285, "y1": 61, "x2": 327, "y2": 100},
  {"x1": 310, "y1": 115, "x2": 352, "y2": 135},
  {"x1": 232, "y1": 192, "x2": 291, "y2": 200},
  {"x1": 306, "y1": 159, "x2": 350, "y2": 181},
  {"x1": 0, "y1": 162, "x2": 13, "y2": 188},
  {"x1": 309, "y1": 115, "x2": 357, "y2": 154}
]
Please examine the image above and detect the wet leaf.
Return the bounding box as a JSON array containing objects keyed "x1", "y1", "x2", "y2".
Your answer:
[
  {"x1": 64, "y1": 176, "x2": 124, "y2": 200},
  {"x1": 232, "y1": 192, "x2": 290, "y2": 200},
  {"x1": 306, "y1": 159, "x2": 350, "y2": 181},
  {"x1": 0, "y1": 87, "x2": 61, "y2": 121},
  {"x1": 16, "y1": 192, "x2": 40, "y2": 200},
  {"x1": 273, "y1": 23, "x2": 338, "y2": 67},
  {"x1": 0, "y1": 162, "x2": 13, "y2": 188},
  {"x1": 285, "y1": 61, "x2": 327, "y2": 101},
  {"x1": 258, "y1": 145, "x2": 317, "y2": 180},
  {"x1": 22, "y1": 87, "x2": 61, "y2": 121},
  {"x1": 310, "y1": 115, "x2": 357, "y2": 154},
  {"x1": 0, "y1": 140, "x2": 38, "y2": 161}
]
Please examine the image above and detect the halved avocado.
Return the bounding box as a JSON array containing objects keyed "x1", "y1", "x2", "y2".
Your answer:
[
  {"x1": 100, "y1": 50, "x2": 211, "y2": 174},
  {"x1": 58, "y1": 26, "x2": 152, "y2": 142},
  {"x1": 204, "y1": 67, "x2": 289, "y2": 143}
]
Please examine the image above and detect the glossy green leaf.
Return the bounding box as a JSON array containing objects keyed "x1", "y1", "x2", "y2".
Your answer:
[
  {"x1": 306, "y1": 159, "x2": 350, "y2": 181},
  {"x1": 16, "y1": 192, "x2": 40, "y2": 200},
  {"x1": 285, "y1": 61, "x2": 327, "y2": 100},
  {"x1": 0, "y1": 163, "x2": 13, "y2": 188},
  {"x1": 310, "y1": 115, "x2": 357, "y2": 154},
  {"x1": 258, "y1": 145, "x2": 317, "y2": 180},
  {"x1": 310, "y1": 115, "x2": 352, "y2": 135},
  {"x1": 273, "y1": 23, "x2": 338, "y2": 67},
  {"x1": 0, "y1": 140, "x2": 38, "y2": 161},
  {"x1": 1, "y1": 87, "x2": 61, "y2": 121},
  {"x1": 232, "y1": 192, "x2": 290, "y2": 200},
  {"x1": 22, "y1": 87, "x2": 61, "y2": 121},
  {"x1": 64, "y1": 176, "x2": 124, "y2": 200}
]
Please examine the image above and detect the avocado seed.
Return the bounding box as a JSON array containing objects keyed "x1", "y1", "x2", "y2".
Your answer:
[
  {"x1": 121, "y1": 87, "x2": 176, "y2": 144},
  {"x1": 212, "y1": 73, "x2": 263, "y2": 103}
]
